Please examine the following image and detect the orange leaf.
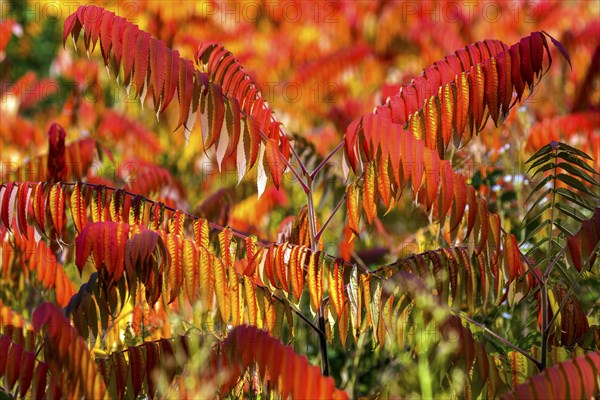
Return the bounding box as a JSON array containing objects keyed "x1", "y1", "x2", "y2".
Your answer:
[
  {"x1": 328, "y1": 259, "x2": 345, "y2": 318},
  {"x1": 307, "y1": 251, "x2": 322, "y2": 314},
  {"x1": 265, "y1": 138, "x2": 283, "y2": 189}
]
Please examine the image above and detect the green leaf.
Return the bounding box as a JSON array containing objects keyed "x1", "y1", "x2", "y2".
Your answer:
[
  {"x1": 522, "y1": 219, "x2": 552, "y2": 244},
  {"x1": 371, "y1": 278, "x2": 382, "y2": 344},
  {"x1": 557, "y1": 151, "x2": 599, "y2": 175},
  {"x1": 553, "y1": 219, "x2": 574, "y2": 236},
  {"x1": 523, "y1": 201, "x2": 552, "y2": 225},
  {"x1": 558, "y1": 142, "x2": 594, "y2": 160},
  {"x1": 348, "y1": 266, "x2": 361, "y2": 343},
  {"x1": 525, "y1": 143, "x2": 554, "y2": 164},
  {"x1": 555, "y1": 202, "x2": 587, "y2": 223},
  {"x1": 551, "y1": 258, "x2": 572, "y2": 285},
  {"x1": 556, "y1": 174, "x2": 599, "y2": 198},
  {"x1": 554, "y1": 188, "x2": 596, "y2": 212},
  {"x1": 526, "y1": 152, "x2": 555, "y2": 173},
  {"x1": 530, "y1": 161, "x2": 558, "y2": 178},
  {"x1": 555, "y1": 162, "x2": 599, "y2": 186},
  {"x1": 524, "y1": 188, "x2": 552, "y2": 218},
  {"x1": 525, "y1": 175, "x2": 552, "y2": 203}
]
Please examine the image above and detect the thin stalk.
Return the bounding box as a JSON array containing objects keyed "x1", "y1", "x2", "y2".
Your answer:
[
  {"x1": 314, "y1": 193, "x2": 346, "y2": 244},
  {"x1": 305, "y1": 178, "x2": 319, "y2": 250},
  {"x1": 541, "y1": 147, "x2": 559, "y2": 371},
  {"x1": 543, "y1": 242, "x2": 567, "y2": 281},
  {"x1": 279, "y1": 149, "x2": 310, "y2": 193},
  {"x1": 546, "y1": 242, "x2": 600, "y2": 332},
  {"x1": 303, "y1": 174, "x2": 330, "y2": 376},
  {"x1": 257, "y1": 130, "x2": 310, "y2": 193},
  {"x1": 458, "y1": 312, "x2": 542, "y2": 370},
  {"x1": 310, "y1": 141, "x2": 344, "y2": 180},
  {"x1": 272, "y1": 294, "x2": 324, "y2": 336},
  {"x1": 318, "y1": 303, "x2": 330, "y2": 376},
  {"x1": 288, "y1": 141, "x2": 309, "y2": 176},
  {"x1": 540, "y1": 284, "x2": 549, "y2": 370}
]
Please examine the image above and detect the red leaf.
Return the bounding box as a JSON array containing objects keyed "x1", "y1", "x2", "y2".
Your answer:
[
  {"x1": 48, "y1": 183, "x2": 65, "y2": 238},
  {"x1": 121, "y1": 23, "x2": 139, "y2": 87},
  {"x1": 16, "y1": 182, "x2": 31, "y2": 238},
  {"x1": 18, "y1": 349, "x2": 35, "y2": 397},
  {"x1": 1, "y1": 182, "x2": 16, "y2": 231},
  {"x1": 47, "y1": 123, "x2": 67, "y2": 183},
  {"x1": 329, "y1": 259, "x2": 345, "y2": 318},
  {"x1": 99, "y1": 10, "x2": 114, "y2": 65},
  {"x1": 504, "y1": 234, "x2": 520, "y2": 282},
  {"x1": 32, "y1": 362, "x2": 49, "y2": 400},
  {"x1": 129, "y1": 346, "x2": 145, "y2": 398},
  {"x1": 75, "y1": 221, "x2": 130, "y2": 284},
  {"x1": 265, "y1": 138, "x2": 283, "y2": 189},
  {"x1": 161, "y1": 48, "x2": 179, "y2": 113},
  {"x1": 6, "y1": 342, "x2": 23, "y2": 390},
  {"x1": 150, "y1": 39, "x2": 167, "y2": 109},
  {"x1": 176, "y1": 59, "x2": 194, "y2": 130},
  {"x1": 0, "y1": 336, "x2": 10, "y2": 377},
  {"x1": 134, "y1": 31, "x2": 151, "y2": 98}
]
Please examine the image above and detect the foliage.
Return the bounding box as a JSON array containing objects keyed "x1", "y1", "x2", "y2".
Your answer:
[{"x1": 1, "y1": 1, "x2": 599, "y2": 398}]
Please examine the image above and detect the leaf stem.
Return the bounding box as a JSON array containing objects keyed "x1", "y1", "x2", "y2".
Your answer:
[
  {"x1": 288, "y1": 140, "x2": 310, "y2": 176},
  {"x1": 318, "y1": 304, "x2": 330, "y2": 376},
  {"x1": 303, "y1": 174, "x2": 330, "y2": 376},
  {"x1": 257, "y1": 130, "x2": 310, "y2": 193},
  {"x1": 545, "y1": 242, "x2": 600, "y2": 333},
  {"x1": 314, "y1": 193, "x2": 346, "y2": 245},
  {"x1": 310, "y1": 141, "x2": 344, "y2": 181},
  {"x1": 271, "y1": 294, "x2": 324, "y2": 336},
  {"x1": 457, "y1": 312, "x2": 542, "y2": 370},
  {"x1": 541, "y1": 146, "x2": 559, "y2": 371}
]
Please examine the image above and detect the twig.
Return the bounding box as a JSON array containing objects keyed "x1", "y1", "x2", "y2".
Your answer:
[
  {"x1": 314, "y1": 193, "x2": 346, "y2": 244},
  {"x1": 545, "y1": 242, "x2": 600, "y2": 333},
  {"x1": 310, "y1": 141, "x2": 344, "y2": 180},
  {"x1": 457, "y1": 312, "x2": 542, "y2": 370},
  {"x1": 271, "y1": 294, "x2": 324, "y2": 337}
]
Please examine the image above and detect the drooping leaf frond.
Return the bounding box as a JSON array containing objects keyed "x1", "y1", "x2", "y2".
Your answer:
[
  {"x1": 566, "y1": 207, "x2": 600, "y2": 272},
  {"x1": 63, "y1": 5, "x2": 291, "y2": 192},
  {"x1": 0, "y1": 329, "x2": 53, "y2": 399},
  {"x1": 213, "y1": 325, "x2": 348, "y2": 399},
  {"x1": 2, "y1": 222, "x2": 76, "y2": 307},
  {"x1": 95, "y1": 335, "x2": 191, "y2": 399},
  {"x1": 386, "y1": 241, "x2": 529, "y2": 314},
  {"x1": 523, "y1": 141, "x2": 599, "y2": 251},
  {"x1": 347, "y1": 32, "x2": 569, "y2": 160},
  {"x1": 345, "y1": 122, "x2": 503, "y2": 247},
  {"x1": 501, "y1": 350, "x2": 600, "y2": 399},
  {"x1": 32, "y1": 302, "x2": 108, "y2": 399}
]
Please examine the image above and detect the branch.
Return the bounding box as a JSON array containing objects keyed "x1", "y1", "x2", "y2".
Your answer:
[
  {"x1": 310, "y1": 141, "x2": 344, "y2": 180},
  {"x1": 314, "y1": 192, "x2": 346, "y2": 245},
  {"x1": 543, "y1": 244, "x2": 567, "y2": 280},
  {"x1": 545, "y1": 241, "x2": 600, "y2": 334},
  {"x1": 287, "y1": 139, "x2": 309, "y2": 176},
  {"x1": 271, "y1": 293, "x2": 324, "y2": 337},
  {"x1": 456, "y1": 312, "x2": 542, "y2": 370},
  {"x1": 60, "y1": 182, "x2": 258, "y2": 244},
  {"x1": 257, "y1": 130, "x2": 310, "y2": 193}
]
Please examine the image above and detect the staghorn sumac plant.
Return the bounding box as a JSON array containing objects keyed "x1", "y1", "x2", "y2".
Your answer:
[{"x1": 0, "y1": 2, "x2": 599, "y2": 399}]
